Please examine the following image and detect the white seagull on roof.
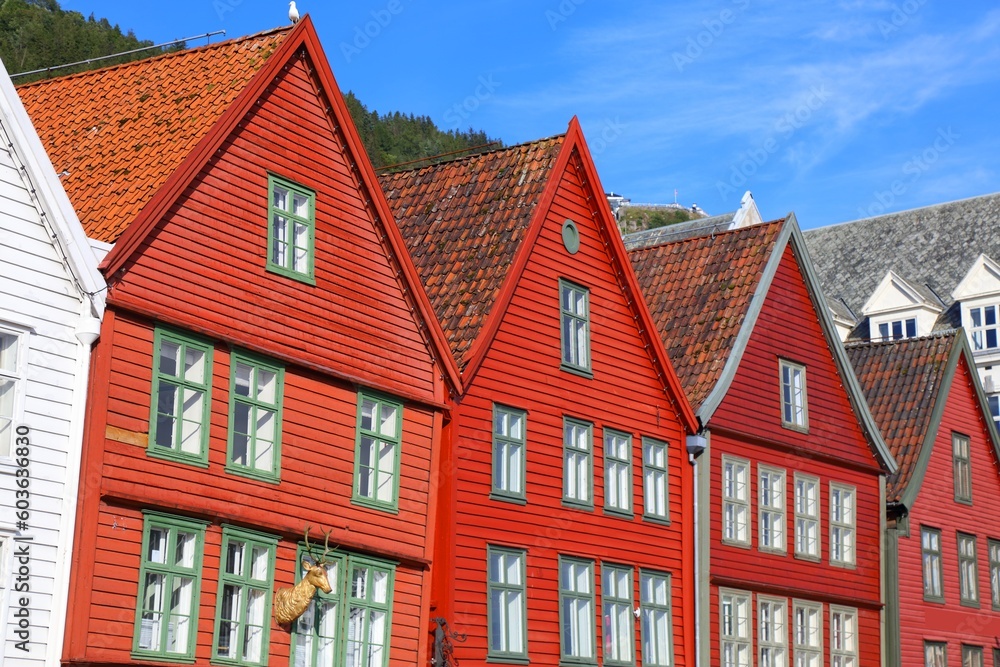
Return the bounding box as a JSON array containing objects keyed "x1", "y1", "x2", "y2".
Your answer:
[{"x1": 289, "y1": 1, "x2": 300, "y2": 23}]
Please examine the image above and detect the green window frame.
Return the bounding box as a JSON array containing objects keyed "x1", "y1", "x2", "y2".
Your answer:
[
  {"x1": 830, "y1": 483, "x2": 856, "y2": 567},
  {"x1": 226, "y1": 352, "x2": 284, "y2": 482},
  {"x1": 559, "y1": 279, "x2": 591, "y2": 374},
  {"x1": 779, "y1": 359, "x2": 808, "y2": 431},
  {"x1": 722, "y1": 456, "x2": 750, "y2": 546},
  {"x1": 487, "y1": 546, "x2": 528, "y2": 661},
  {"x1": 954, "y1": 432, "x2": 973, "y2": 504},
  {"x1": 213, "y1": 526, "x2": 277, "y2": 666},
  {"x1": 343, "y1": 557, "x2": 395, "y2": 667},
  {"x1": 642, "y1": 438, "x2": 669, "y2": 523},
  {"x1": 563, "y1": 418, "x2": 593, "y2": 509},
  {"x1": 964, "y1": 646, "x2": 984, "y2": 667},
  {"x1": 958, "y1": 532, "x2": 979, "y2": 607},
  {"x1": 353, "y1": 392, "x2": 403, "y2": 512},
  {"x1": 602, "y1": 564, "x2": 634, "y2": 665},
  {"x1": 922, "y1": 526, "x2": 944, "y2": 602},
  {"x1": 267, "y1": 174, "x2": 316, "y2": 283},
  {"x1": 639, "y1": 570, "x2": 673, "y2": 667},
  {"x1": 148, "y1": 328, "x2": 213, "y2": 466},
  {"x1": 925, "y1": 641, "x2": 947, "y2": 667},
  {"x1": 559, "y1": 556, "x2": 596, "y2": 663},
  {"x1": 291, "y1": 547, "x2": 344, "y2": 667},
  {"x1": 132, "y1": 512, "x2": 207, "y2": 662},
  {"x1": 604, "y1": 430, "x2": 633, "y2": 517},
  {"x1": 989, "y1": 539, "x2": 1000, "y2": 610},
  {"x1": 492, "y1": 405, "x2": 527, "y2": 502}
]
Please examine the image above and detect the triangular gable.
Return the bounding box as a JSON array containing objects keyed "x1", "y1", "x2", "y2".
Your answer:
[
  {"x1": 952, "y1": 253, "x2": 1000, "y2": 301},
  {"x1": 731, "y1": 191, "x2": 763, "y2": 228},
  {"x1": 862, "y1": 270, "x2": 941, "y2": 317}
]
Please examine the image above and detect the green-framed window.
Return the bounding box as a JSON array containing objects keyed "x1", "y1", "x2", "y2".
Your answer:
[
  {"x1": 989, "y1": 539, "x2": 1000, "y2": 610},
  {"x1": 602, "y1": 564, "x2": 634, "y2": 665},
  {"x1": 487, "y1": 546, "x2": 528, "y2": 661},
  {"x1": 642, "y1": 438, "x2": 669, "y2": 522},
  {"x1": 830, "y1": 483, "x2": 856, "y2": 567},
  {"x1": 925, "y1": 641, "x2": 946, "y2": 667},
  {"x1": 492, "y1": 405, "x2": 527, "y2": 501},
  {"x1": 267, "y1": 174, "x2": 315, "y2": 283},
  {"x1": 559, "y1": 556, "x2": 595, "y2": 663},
  {"x1": 922, "y1": 526, "x2": 944, "y2": 601},
  {"x1": 560, "y1": 279, "x2": 591, "y2": 373},
  {"x1": 639, "y1": 570, "x2": 672, "y2": 666},
  {"x1": 213, "y1": 526, "x2": 277, "y2": 666},
  {"x1": 964, "y1": 646, "x2": 984, "y2": 667},
  {"x1": 292, "y1": 549, "x2": 344, "y2": 667},
  {"x1": 563, "y1": 418, "x2": 593, "y2": 509},
  {"x1": 132, "y1": 512, "x2": 207, "y2": 662},
  {"x1": 958, "y1": 532, "x2": 979, "y2": 607},
  {"x1": 148, "y1": 328, "x2": 213, "y2": 466},
  {"x1": 954, "y1": 432, "x2": 973, "y2": 504},
  {"x1": 604, "y1": 430, "x2": 632, "y2": 516},
  {"x1": 353, "y1": 392, "x2": 403, "y2": 511},
  {"x1": 227, "y1": 352, "x2": 284, "y2": 482}
]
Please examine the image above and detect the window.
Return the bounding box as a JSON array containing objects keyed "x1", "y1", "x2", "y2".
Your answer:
[
  {"x1": 0, "y1": 326, "x2": 25, "y2": 457},
  {"x1": 292, "y1": 551, "x2": 343, "y2": 667},
  {"x1": 792, "y1": 600, "x2": 822, "y2": 667},
  {"x1": 602, "y1": 564, "x2": 633, "y2": 665},
  {"x1": 213, "y1": 527, "x2": 277, "y2": 665},
  {"x1": 830, "y1": 606, "x2": 858, "y2": 667},
  {"x1": 228, "y1": 353, "x2": 283, "y2": 481},
  {"x1": 958, "y1": 532, "x2": 979, "y2": 606},
  {"x1": 759, "y1": 466, "x2": 786, "y2": 553},
  {"x1": 353, "y1": 393, "x2": 402, "y2": 511},
  {"x1": 878, "y1": 318, "x2": 916, "y2": 341},
  {"x1": 830, "y1": 484, "x2": 856, "y2": 567},
  {"x1": 343, "y1": 558, "x2": 394, "y2": 667},
  {"x1": 992, "y1": 648, "x2": 1000, "y2": 667},
  {"x1": 487, "y1": 547, "x2": 527, "y2": 660},
  {"x1": 720, "y1": 589, "x2": 751, "y2": 667},
  {"x1": 148, "y1": 329, "x2": 213, "y2": 465},
  {"x1": 794, "y1": 474, "x2": 820, "y2": 560},
  {"x1": 132, "y1": 513, "x2": 207, "y2": 661},
  {"x1": 722, "y1": 457, "x2": 750, "y2": 546},
  {"x1": 990, "y1": 395, "x2": 1000, "y2": 425},
  {"x1": 563, "y1": 418, "x2": 593, "y2": 508},
  {"x1": 954, "y1": 433, "x2": 972, "y2": 503},
  {"x1": 492, "y1": 405, "x2": 526, "y2": 501},
  {"x1": 267, "y1": 174, "x2": 315, "y2": 282},
  {"x1": 604, "y1": 430, "x2": 632, "y2": 515},
  {"x1": 643, "y1": 438, "x2": 669, "y2": 522},
  {"x1": 969, "y1": 304, "x2": 999, "y2": 351},
  {"x1": 925, "y1": 642, "x2": 947, "y2": 667},
  {"x1": 559, "y1": 557, "x2": 595, "y2": 662},
  {"x1": 560, "y1": 280, "x2": 591, "y2": 372},
  {"x1": 779, "y1": 360, "x2": 808, "y2": 430},
  {"x1": 965, "y1": 646, "x2": 984, "y2": 667},
  {"x1": 922, "y1": 527, "x2": 944, "y2": 601},
  {"x1": 639, "y1": 570, "x2": 672, "y2": 666},
  {"x1": 758, "y1": 596, "x2": 787, "y2": 667},
  {"x1": 989, "y1": 539, "x2": 1000, "y2": 610}
]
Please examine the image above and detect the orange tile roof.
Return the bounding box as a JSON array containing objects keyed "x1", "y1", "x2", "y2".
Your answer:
[
  {"x1": 846, "y1": 333, "x2": 955, "y2": 502},
  {"x1": 17, "y1": 27, "x2": 291, "y2": 243},
  {"x1": 628, "y1": 221, "x2": 784, "y2": 410},
  {"x1": 379, "y1": 136, "x2": 564, "y2": 370}
]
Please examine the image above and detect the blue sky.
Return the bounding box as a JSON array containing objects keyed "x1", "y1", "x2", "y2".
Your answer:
[{"x1": 59, "y1": 0, "x2": 1000, "y2": 229}]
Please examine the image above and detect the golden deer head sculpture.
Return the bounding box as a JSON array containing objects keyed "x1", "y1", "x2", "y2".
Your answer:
[{"x1": 273, "y1": 526, "x2": 335, "y2": 625}]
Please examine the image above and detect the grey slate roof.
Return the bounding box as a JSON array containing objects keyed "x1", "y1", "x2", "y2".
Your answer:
[
  {"x1": 803, "y1": 191, "x2": 1000, "y2": 336},
  {"x1": 623, "y1": 210, "x2": 738, "y2": 250}
]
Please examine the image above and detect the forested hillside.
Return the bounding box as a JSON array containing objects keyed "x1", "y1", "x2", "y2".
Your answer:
[{"x1": 1, "y1": 0, "x2": 501, "y2": 168}]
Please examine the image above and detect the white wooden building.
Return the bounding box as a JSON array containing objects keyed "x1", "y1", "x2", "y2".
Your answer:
[{"x1": 0, "y1": 59, "x2": 105, "y2": 665}]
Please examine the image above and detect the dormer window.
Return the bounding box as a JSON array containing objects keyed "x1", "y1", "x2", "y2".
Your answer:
[
  {"x1": 878, "y1": 318, "x2": 916, "y2": 341},
  {"x1": 969, "y1": 305, "x2": 999, "y2": 351}
]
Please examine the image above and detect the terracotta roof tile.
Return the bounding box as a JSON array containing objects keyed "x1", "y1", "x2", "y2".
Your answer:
[
  {"x1": 628, "y1": 221, "x2": 784, "y2": 410},
  {"x1": 846, "y1": 332, "x2": 955, "y2": 502},
  {"x1": 17, "y1": 27, "x2": 291, "y2": 243},
  {"x1": 379, "y1": 136, "x2": 564, "y2": 369}
]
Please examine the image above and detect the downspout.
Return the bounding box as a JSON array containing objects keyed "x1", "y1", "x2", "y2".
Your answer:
[{"x1": 686, "y1": 431, "x2": 709, "y2": 667}]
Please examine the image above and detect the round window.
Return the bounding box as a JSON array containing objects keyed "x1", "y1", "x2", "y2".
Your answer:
[{"x1": 562, "y1": 219, "x2": 580, "y2": 254}]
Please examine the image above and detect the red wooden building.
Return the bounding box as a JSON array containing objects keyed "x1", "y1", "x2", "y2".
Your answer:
[
  {"x1": 380, "y1": 121, "x2": 699, "y2": 666},
  {"x1": 628, "y1": 218, "x2": 897, "y2": 667},
  {"x1": 848, "y1": 332, "x2": 1000, "y2": 667},
  {"x1": 19, "y1": 18, "x2": 460, "y2": 667}
]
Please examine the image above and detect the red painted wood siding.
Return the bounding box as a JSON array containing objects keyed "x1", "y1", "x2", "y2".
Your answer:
[
  {"x1": 436, "y1": 148, "x2": 694, "y2": 666},
  {"x1": 107, "y1": 52, "x2": 439, "y2": 403},
  {"x1": 897, "y1": 357, "x2": 1000, "y2": 665}
]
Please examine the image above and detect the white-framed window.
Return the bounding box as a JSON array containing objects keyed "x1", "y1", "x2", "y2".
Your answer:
[
  {"x1": 563, "y1": 418, "x2": 593, "y2": 508},
  {"x1": 969, "y1": 304, "x2": 999, "y2": 351},
  {"x1": 487, "y1": 546, "x2": 527, "y2": 660},
  {"x1": 830, "y1": 483, "x2": 856, "y2": 567},
  {"x1": 639, "y1": 570, "x2": 672, "y2": 666},
  {"x1": 989, "y1": 395, "x2": 1000, "y2": 425},
  {"x1": 758, "y1": 596, "x2": 787, "y2": 667},
  {"x1": 878, "y1": 318, "x2": 916, "y2": 341},
  {"x1": 779, "y1": 360, "x2": 808, "y2": 430},
  {"x1": 953, "y1": 432, "x2": 972, "y2": 503},
  {"x1": 958, "y1": 532, "x2": 979, "y2": 606},
  {"x1": 604, "y1": 429, "x2": 632, "y2": 515},
  {"x1": 492, "y1": 405, "x2": 526, "y2": 500},
  {"x1": 560, "y1": 279, "x2": 591, "y2": 372},
  {"x1": 792, "y1": 600, "x2": 822, "y2": 667},
  {"x1": 830, "y1": 606, "x2": 858, "y2": 667},
  {"x1": 559, "y1": 556, "x2": 595, "y2": 661},
  {"x1": 0, "y1": 325, "x2": 27, "y2": 458},
  {"x1": 759, "y1": 466, "x2": 786, "y2": 553},
  {"x1": 722, "y1": 457, "x2": 750, "y2": 546},
  {"x1": 643, "y1": 437, "x2": 669, "y2": 522},
  {"x1": 720, "y1": 588, "x2": 751, "y2": 667},
  {"x1": 602, "y1": 564, "x2": 633, "y2": 665},
  {"x1": 794, "y1": 474, "x2": 820, "y2": 560}
]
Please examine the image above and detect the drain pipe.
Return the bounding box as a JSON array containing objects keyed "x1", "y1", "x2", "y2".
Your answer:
[{"x1": 686, "y1": 433, "x2": 708, "y2": 667}]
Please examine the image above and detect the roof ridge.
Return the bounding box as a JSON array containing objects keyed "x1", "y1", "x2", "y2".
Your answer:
[
  {"x1": 811, "y1": 190, "x2": 1000, "y2": 232},
  {"x1": 627, "y1": 217, "x2": 786, "y2": 253},
  {"x1": 15, "y1": 25, "x2": 292, "y2": 89},
  {"x1": 844, "y1": 329, "x2": 959, "y2": 349},
  {"x1": 380, "y1": 132, "x2": 566, "y2": 177}
]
